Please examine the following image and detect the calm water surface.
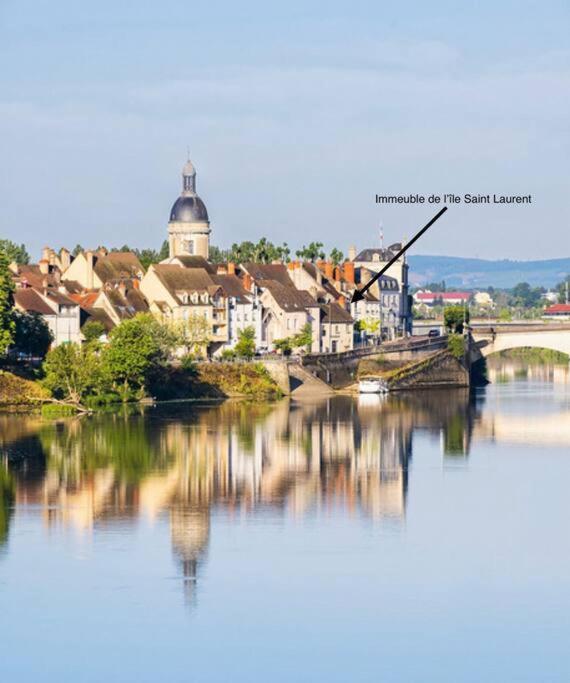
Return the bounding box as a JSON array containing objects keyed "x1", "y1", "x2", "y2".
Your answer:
[{"x1": 1, "y1": 359, "x2": 569, "y2": 682}]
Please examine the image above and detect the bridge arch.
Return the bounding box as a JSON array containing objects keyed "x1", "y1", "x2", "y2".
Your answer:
[{"x1": 473, "y1": 329, "x2": 570, "y2": 359}]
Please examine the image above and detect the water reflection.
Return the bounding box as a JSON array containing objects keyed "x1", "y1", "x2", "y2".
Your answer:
[
  {"x1": 0, "y1": 391, "x2": 479, "y2": 598},
  {"x1": 2, "y1": 360, "x2": 569, "y2": 606}
]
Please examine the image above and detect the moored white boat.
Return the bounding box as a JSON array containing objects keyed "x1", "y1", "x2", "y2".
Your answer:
[{"x1": 358, "y1": 376, "x2": 389, "y2": 394}]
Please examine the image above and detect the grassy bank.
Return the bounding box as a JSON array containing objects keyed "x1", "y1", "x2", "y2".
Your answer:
[
  {"x1": 151, "y1": 362, "x2": 282, "y2": 401},
  {"x1": 0, "y1": 369, "x2": 50, "y2": 410}
]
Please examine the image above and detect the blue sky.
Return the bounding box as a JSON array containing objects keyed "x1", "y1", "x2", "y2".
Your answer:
[{"x1": 1, "y1": 0, "x2": 568, "y2": 260}]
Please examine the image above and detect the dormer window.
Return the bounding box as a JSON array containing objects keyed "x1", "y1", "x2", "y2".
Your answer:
[
  {"x1": 191, "y1": 292, "x2": 199, "y2": 304},
  {"x1": 201, "y1": 293, "x2": 209, "y2": 304}
]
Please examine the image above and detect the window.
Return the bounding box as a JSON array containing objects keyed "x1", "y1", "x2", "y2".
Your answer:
[{"x1": 186, "y1": 240, "x2": 195, "y2": 255}]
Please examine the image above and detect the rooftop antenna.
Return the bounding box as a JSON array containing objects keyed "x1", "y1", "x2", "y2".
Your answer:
[
  {"x1": 186, "y1": 145, "x2": 191, "y2": 161},
  {"x1": 379, "y1": 221, "x2": 384, "y2": 249}
]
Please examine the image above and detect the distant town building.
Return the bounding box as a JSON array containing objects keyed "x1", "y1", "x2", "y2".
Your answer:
[
  {"x1": 62, "y1": 249, "x2": 144, "y2": 291},
  {"x1": 352, "y1": 245, "x2": 411, "y2": 334},
  {"x1": 414, "y1": 291, "x2": 471, "y2": 306},
  {"x1": 543, "y1": 303, "x2": 570, "y2": 320},
  {"x1": 473, "y1": 291, "x2": 494, "y2": 308},
  {"x1": 13, "y1": 287, "x2": 81, "y2": 346}
]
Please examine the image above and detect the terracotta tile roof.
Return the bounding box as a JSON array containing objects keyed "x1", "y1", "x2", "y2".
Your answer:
[
  {"x1": 71, "y1": 292, "x2": 99, "y2": 309},
  {"x1": 544, "y1": 303, "x2": 570, "y2": 314},
  {"x1": 212, "y1": 274, "x2": 251, "y2": 303},
  {"x1": 320, "y1": 302, "x2": 354, "y2": 324},
  {"x1": 14, "y1": 288, "x2": 55, "y2": 315},
  {"x1": 94, "y1": 252, "x2": 144, "y2": 283},
  {"x1": 170, "y1": 255, "x2": 217, "y2": 273},
  {"x1": 152, "y1": 265, "x2": 221, "y2": 304},
  {"x1": 12, "y1": 264, "x2": 60, "y2": 289},
  {"x1": 42, "y1": 289, "x2": 77, "y2": 307},
  {"x1": 82, "y1": 308, "x2": 115, "y2": 332},
  {"x1": 61, "y1": 280, "x2": 84, "y2": 294},
  {"x1": 263, "y1": 280, "x2": 318, "y2": 312},
  {"x1": 243, "y1": 263, "x2": 292, "y2": 286}
]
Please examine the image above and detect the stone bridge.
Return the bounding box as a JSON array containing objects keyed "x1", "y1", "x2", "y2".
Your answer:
[{"x1": 471, "y1": 323, "x2": 570, "y2": 358}]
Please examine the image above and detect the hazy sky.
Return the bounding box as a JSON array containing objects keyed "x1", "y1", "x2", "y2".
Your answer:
[{"x1": 1, "y1": 0, "x2": 568, "y2": 261}]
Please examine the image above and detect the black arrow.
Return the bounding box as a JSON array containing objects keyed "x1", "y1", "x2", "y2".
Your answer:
[{"x1": 350, "y1": 206, "x2": 448, "y2": 303}]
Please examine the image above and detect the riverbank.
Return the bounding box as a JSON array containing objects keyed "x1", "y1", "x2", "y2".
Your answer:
[
  {"x1": 0, "y1": 370, "x2": 50, "y2": 410},
  {"x1": 0, "y1": 362, "x2": 282, "y2": 413}
]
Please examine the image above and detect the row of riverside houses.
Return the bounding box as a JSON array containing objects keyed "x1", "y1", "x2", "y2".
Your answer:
[{"x1": 9, "y1": 159, "x2": 412, "y2": 355}]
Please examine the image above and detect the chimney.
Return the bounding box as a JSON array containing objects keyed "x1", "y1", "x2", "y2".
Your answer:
[
  {"x1": 287, "y1": 260, "x2": 297, "y2": 271},
  {"x1": 316, "y1": 259, "x2": 326, "y2": 273},
  {"x1": 85, "y1": 250, "x2": 95, "y2": 290},
  {"x1": 48, "y1": 249, "x2": 56, "y2": 266},
  {"x1": 343, "y1": 262, "x2": 355, "y2": 284},
  {"x1": 348, "y1": 245, "x2": 357, "y2": 262},
  {"x1": 227, "y1": 262, "x2": 236, "y2": 275},
  {"x1": 132, "y1": 279, "x2": 140, "y2": 290},
  {"x1": 39, "y1": 259, "x2": 49, "y2": 275},
  {"x1": 98, "y1": 247, "x2": 108, "y2": 257},
  {"x1": 333, "y1": 266, "x2": 341, "y2": 281},
  {"x1": 338, "y1": 295, "x2": 346, "y2": 307},
  {"x1": 324, "y1": 262, "x2": 333, "y2": 280},
  {"x1": 118, "y1": 281, "x2": 127, "y2": 298},
  {"x1": 60, "y1": 248, "x2": 71, "y2": 271},
  {"x1": 242, "y1": 273, "x2": 253, "y2": 292}
]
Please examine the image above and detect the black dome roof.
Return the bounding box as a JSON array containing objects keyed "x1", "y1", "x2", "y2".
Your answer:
[{"x1": 169, "y1": 195, "x2": 209, "y2": 223}]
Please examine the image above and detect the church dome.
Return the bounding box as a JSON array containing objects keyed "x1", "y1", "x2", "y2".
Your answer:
[{"x1": 169, "y1": 195, "x2": 209, "y2": 223}]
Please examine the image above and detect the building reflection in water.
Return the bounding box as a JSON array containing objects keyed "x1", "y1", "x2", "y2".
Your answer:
[{"x1": 0, "y1": 390, "x2": 476, "y2": 602}]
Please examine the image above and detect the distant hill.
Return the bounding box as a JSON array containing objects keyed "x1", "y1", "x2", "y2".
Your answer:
[{"x1": 407, "y1": 255, "x2": 570, "y2": 289}]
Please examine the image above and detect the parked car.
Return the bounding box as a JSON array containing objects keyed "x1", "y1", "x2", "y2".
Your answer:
[{"x1": 428, "y1": 329, "x2": 440, "y2": 338}]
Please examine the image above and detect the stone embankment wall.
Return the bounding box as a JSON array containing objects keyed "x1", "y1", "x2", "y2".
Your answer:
[
  {"x1": 387, "y1": 350, "x2": 469, "y2": 391},
  {"x1": 259, "y1": 360, "x2": 292, "y2": 395}
]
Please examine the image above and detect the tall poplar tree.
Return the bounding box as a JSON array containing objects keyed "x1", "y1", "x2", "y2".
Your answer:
[{"x1": 0, "y1": 250, "x2": 15, "y2": 354}]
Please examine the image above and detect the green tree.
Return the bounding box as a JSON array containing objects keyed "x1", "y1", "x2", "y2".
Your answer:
[
  {"x1": 296, "y1": 242, "x2": 325, "y2": 262},
  {"x1": 510, "y1": 282, "x2": 542, "y2": 308},
  {"x1": 12, "y1": 311, "x2": 53, "y2": 358},
  {"x1": 175, "y1": 313, "x2": 211, "y2": 357},
  {"x1": 0, "y1": 250, "x2": 15, "y2": 355},
  {"x1": 554, "y1": 275, "x2": 570, "y2": 304},
  {"x1": 159, "y1": 240, "x2": 170, "y2": 261},
  {"x1": 82, "y1": 320, "x2": 106, "y2": 344},
  {"x1": 329, "y1": 248, "x2": 344, "y2": 266},
  {"x1": 43, "y1": 343, "x2": 102, "y2": 405},
  {"x1": 444, "y1": 305, "x2": 469, "y2": 334},
  {"x1": 447, "y1": 333, "x2": 465, "y2": 359},
  {"x1": 72, "y1": 244, "x2": 84, "y2": 257},
  {"x1": 357, "y1": 318, "x2": 380, "y2": 335},
  {"x1": 498, "y1": 308, "x2": 512, "y2": 321},
  {"x1": 0, "y1": 239, "x2": 30, "y2": 265},
  {"x1": 292, "y1": 322, "x2": 313, "y2": 350},
  {"x1": 102, "y1": 314, "x2": 175, "y2": 400},
  {"x1": 273, "y1": 337, "x2": 293, "y2": 355},
  {"x1": 235, "y1": 326, "x2": 256, "y2": 359}
]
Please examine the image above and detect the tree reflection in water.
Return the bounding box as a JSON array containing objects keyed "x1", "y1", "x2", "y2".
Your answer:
[{"x1": 0, "y1": 390, "x2": 478, "y2": 602}]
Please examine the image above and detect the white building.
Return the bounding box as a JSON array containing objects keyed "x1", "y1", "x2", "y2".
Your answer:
[{"x1": 13, "y1": 287, "x2": 82, "y2": 346}]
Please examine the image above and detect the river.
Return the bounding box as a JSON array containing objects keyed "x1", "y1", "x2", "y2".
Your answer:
[{"x1": 1, "y1": 358, "x2": 569, "y2": 682}]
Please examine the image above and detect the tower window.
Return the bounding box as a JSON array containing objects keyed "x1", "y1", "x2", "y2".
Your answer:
[{"x1": 186, "y1": 240, "x2": 195, "y2": 254}]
